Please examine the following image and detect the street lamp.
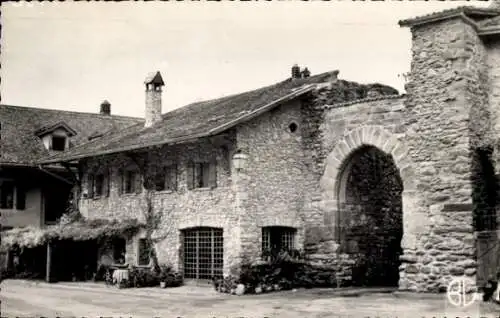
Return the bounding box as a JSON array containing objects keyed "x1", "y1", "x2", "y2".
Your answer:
[{"x1": 232, "y1": 150, "x2": 248, "y2": 172}]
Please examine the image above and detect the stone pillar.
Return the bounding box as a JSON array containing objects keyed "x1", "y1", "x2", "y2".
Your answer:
[
  {"x1": 400, "y1": 17, "x2": 487, "y2": 291},
  {"x1": 229, "y1": 155, "x2": 250, "y2": 275}
]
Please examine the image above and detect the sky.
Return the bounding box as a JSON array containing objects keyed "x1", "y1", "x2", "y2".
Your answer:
[{"x1": 1, "y1": 0, "x2": 493, "y2": 118}]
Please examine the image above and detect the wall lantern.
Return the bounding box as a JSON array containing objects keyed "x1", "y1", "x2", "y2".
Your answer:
[{"x1": 233, "y1": 150, "x2": 249, "y2": 172}]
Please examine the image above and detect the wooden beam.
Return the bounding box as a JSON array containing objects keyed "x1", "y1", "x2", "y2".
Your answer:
[{"x1": 46, "y1": 243, "x2": 52, "y2": 283}]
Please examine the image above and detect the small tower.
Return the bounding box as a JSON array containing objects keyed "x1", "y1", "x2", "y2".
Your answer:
[
  {"x1": 291, "y1": 64, "x2": 301, "y2": 80},
  {"x1": 144, "y1": 71, "x2": 165, "y2": 128}
]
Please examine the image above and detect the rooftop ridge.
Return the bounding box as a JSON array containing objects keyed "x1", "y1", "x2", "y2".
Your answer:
[{"x1": 0, "y1": 104, "x2": 143, "y2": 121}]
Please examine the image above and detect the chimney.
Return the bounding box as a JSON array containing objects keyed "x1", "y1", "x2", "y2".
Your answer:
[
  {"x1": 144, "y1": 71, "x2": 165, "y2": 128},
  {"x1": 100, "y1": 100, "x2": 111, "y2": 115},
  {"x1": 291, "y1": 64, "x2": 301, "y2": 80},
  {"x1": 301, "y1": 67, "x2": 311, "y2": 78}
]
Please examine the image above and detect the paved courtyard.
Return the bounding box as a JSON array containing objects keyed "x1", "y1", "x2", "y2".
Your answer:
[{"x1": 1, "y1": 279, "x2": 499, "y2": 318}]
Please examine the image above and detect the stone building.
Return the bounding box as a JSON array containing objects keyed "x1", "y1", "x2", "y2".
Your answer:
[{"x1": 41, "y1": 4, "x2": 500, "y2": 292}]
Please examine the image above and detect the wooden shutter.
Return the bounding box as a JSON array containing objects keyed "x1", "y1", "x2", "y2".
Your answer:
[
  {"x1": 186, "y1": 161, "x2": 194, "y2": 190},
  {"x1": 104, "y1": 168, "x2": 111, "y2": 197},
  {"x1": 87, "y1": 174, "x2": 94, "y2": 198},
  {"x1": 117, "y1": 169, "x2": 123, "y2": 195},
  {"x1": 172, "y1": 164, "x2": 178, "y2": 191},
  {"x1": 135, "y1": 171, "x2": 142, "y2": 194},
  {"x1": 208, "y1": 159, "x2": 217, "y2": 189}
]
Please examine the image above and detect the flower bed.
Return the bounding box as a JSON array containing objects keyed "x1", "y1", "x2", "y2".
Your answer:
[
  {"x1": 213, "y1": 251, "x2": 350, "y2": 295},
  {"x1": 106, "y1": 264, "x2": 183, "y2": 289}
]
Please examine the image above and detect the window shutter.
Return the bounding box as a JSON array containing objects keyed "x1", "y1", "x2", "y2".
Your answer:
[
  {"x1": 172, "y1": 164, "x2": 178, "y2": 191},
  {"x1": 186, "y1": 161, "x2": 194, "y2": 190},
  {"x1": 16, "y1": 185, "x2": 26, "y2": 210},
  {"x1": 135, "y1": 171, "x2": 142, "y2": 194},
  {"x1": 118, "y1": 169, "x2": 123, "y2": 195},
  {"x1": 208, "y1": 159, "x2": 217, "y2": 189},
  {"x1": 87, "y1": 174, "x2": 94, "y2": 198},
  {"x1": 104, "y1": 168, "x2": 110, "y2": 197}
]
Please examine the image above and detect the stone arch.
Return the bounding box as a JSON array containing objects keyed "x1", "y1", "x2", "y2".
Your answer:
[
  {"x1": 319, "y1": 125, "x2": 415, "y2": 287},
  {"x1": 320, "y1": 125, "x2": 418, "y2": 245},
  {"x1": 320, "y1": 125, "x2": 415, "y2": 208}
]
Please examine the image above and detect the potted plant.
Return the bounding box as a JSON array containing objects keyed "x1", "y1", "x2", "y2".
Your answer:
[{"x1": 158, "y1": 264, "x2": 172, "y2": 288}]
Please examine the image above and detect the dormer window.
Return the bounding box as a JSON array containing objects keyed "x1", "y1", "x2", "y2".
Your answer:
[
  {"x1": 35, "y1": 121, "x2": 77, "y2": 152},
  {"x1": 51, "y1": 135, "x2": 67, "y2": 151}
]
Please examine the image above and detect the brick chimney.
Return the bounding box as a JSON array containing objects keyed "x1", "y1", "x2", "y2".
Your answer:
[
  {"x1": 144, "y1": 71, "x2": 165, "y2": 128},
  {"x1": 100, "y1": 100, "x2": 111, "y2": 115},
  {"x1": 291, "y1": 64, "x2": 301, "y2": 80}
]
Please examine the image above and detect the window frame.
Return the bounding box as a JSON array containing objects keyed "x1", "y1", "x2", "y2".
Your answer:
[
  {"x1": 261, "y1": 226, "x2": 297, "y2": 257},
  {"x1": 124, "y1": 170, "x2": 136, "y2": 194},
  {"x1": 194, "y1": 162, "x2": 210, "y2": 189},
  {"x1": 51, "y1": 135, "x2": 67, "y2": 151},
  {"x1": 94, "y1": 174, "x2": 105, "y2": 198}
]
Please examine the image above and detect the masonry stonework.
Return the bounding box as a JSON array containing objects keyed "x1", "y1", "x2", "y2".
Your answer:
[
  {"x1": 399, "y1": 18, "x2": 490, "y2": 292},
  {"x1": 76, "y1": 21, "x2": 499, "y2": 289}
]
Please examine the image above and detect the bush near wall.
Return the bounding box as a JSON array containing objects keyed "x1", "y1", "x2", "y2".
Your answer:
[{"x1": 213, "y1": 250, "x2": 350, "y2": 295}]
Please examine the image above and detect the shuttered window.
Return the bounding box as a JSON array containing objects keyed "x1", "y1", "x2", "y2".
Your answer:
[
  {"x1": 188, "y1": 160, "x2": 217, "y2": 190},
  {"x1": 121, "y1": 170, "x2": 142, "y2": 194}
]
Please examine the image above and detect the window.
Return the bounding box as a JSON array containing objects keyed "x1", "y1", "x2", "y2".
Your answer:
[
  {"x1": 195, "y1": 163, "x2": 210, "y2": 188},
  {"x1": 124, "y1": 171, "x2": 137, "y2": 194},
  {"x1": 113, "y1": 238, "x2": 127, "y2": 264},
  {"x1": 187, "y1": 160, "x2": 217, "y2": 190},
  {"x1": 87, "y1": 171, "x2": 109, "y2": 199},
  {"x1": 183, "y1": 227, "x2": 223, "y2": 280},
  {"x1": 262, "y1": 226, "x2": 297, "y2": 257},
  {"x1": 0, "y1": 181, "x2": 14, "y2": 209},
  {"x1": 94, "y1": 174, "x2": 104, "y2": 197},
  {"x1": 154, "y1": 165, "x2": 177, "y2": 192},
  {"x1": 51, "y1": 135, "x2": 66, "y2": 151},
  {"x1": 138, "y1": 238, "x2": 151, "y2": 266}
]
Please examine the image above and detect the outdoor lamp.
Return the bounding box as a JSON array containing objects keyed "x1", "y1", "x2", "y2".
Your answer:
[{"x1": 232, "y1": 150, "x2": 248, "y2": 172}]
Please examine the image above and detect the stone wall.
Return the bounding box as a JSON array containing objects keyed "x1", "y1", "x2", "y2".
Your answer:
[
  {"x1": 80, "y1": 135, "x2": 240, "y2": 275},
  {"x1": 235, "y1": 100, "x2": 307, "y2": 261},
  {"x1": 304, "y1": 96, "x2": 406, "y2": 286},
  {"x1": 400, "y1": 18, "x2": 490, "y2": 291}
]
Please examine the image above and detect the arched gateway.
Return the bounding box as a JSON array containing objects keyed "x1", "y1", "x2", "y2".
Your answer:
[{"x1": 320, "y1": 125, "x2": 416, "y2": 288}]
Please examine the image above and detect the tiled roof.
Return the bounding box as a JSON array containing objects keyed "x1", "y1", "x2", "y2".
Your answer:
[
  {"x1": 399, "y1": 6, "x2": 500, "y2": 27},
  {"x1": 478, "y1": 14, "x2": 500, "y2": 28},
  {"x1": 40, "y1": 70, "x2": 398, "y2": 164},
  {"x1": 0, "y1": 105, "x2": 143, "y2": 165}
]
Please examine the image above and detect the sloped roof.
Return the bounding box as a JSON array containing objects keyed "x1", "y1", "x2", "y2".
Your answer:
[
  {"x1": 0, "y1": 105, "x2": 143, "y2": 165},
  {"x1": 40, "y1": 70, "x2": 399, "y2": 164},
  {"x1": 34, "y1": 121, "x2": 78, "y2": 137},
  {"x1": 399, "y1": 6, "x2": 500, "y2": 27},
  {"x1": 144, "y1": 71, "x2": 165, "y2": 86}
]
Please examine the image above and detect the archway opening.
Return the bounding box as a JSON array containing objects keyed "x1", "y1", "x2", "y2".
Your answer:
[{"x1": 337, "y1": 145, "x2": 403, "y2": 287}]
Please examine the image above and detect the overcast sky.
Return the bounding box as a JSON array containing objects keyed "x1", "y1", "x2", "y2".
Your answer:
[{"x1": 1, "y1": 1, "x2": 492, "y2": 118}]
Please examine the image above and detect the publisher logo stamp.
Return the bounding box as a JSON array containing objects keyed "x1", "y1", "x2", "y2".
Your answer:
[{"x1": 446, "y1": 277, "x2": 477, "y2": 307}]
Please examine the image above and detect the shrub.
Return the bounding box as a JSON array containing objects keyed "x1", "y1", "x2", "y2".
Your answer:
[
  {"x1": 158, "y1": 264, "x2": 183, "y2": 287},
  {"x1": 128, "y1": 267, "x2": 160, "y2": 288},
  {"x1": 213, "y1": 249, "x2": 339, "y2": 295}
]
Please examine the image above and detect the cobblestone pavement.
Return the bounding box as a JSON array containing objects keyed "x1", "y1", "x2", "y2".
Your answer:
[{"x1": 1, "y1": 280, "x2": 499, "y2": 318}]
